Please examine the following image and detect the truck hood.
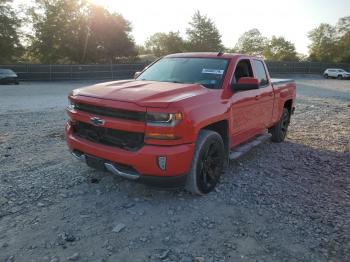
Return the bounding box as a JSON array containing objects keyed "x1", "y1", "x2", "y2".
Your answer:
[{"x1": 75, "y1": 80, "x2": 211, "y2": 108}]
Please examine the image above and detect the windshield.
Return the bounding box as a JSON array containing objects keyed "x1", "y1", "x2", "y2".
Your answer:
[{"x1": 137, "y1": 57, "x2": 229, "y2": 89}]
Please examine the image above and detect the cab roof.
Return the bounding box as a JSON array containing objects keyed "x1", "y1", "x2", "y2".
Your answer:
[{"x1": 165, "y1": 52, "x2": 262, "y2": 60}]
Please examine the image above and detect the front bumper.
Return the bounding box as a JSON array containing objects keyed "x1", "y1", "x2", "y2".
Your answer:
[
  {"x1": 70, "y1": 150, "x2": 188, "y2": 187},
  {"x1": 65, "y1": 121, "x2": 194, "y2": 186}
]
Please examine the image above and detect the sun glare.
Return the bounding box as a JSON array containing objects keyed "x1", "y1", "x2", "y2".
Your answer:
[{"x1": 88, "y1": 0, "x2": 113, "y2": 8}]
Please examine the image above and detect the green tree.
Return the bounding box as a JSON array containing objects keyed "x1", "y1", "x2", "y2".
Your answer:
[
  {"x1": 224, "y1": 47, "x2": 236, "y2": 53},
  {"x1": 0, "y1": 0, "x2": 23, "y2": 63},
  {"x1": 186, "y1": 10, "x2": 223, "y2": 52},
  {"x1": 29, "y1": 0, "x2": 87, "y2": 63},
  {"x1": 145, "y1": 31, "x2": 185, "y2": 57},
  {"x1": 85, "y1": 5, "x2": 136, "y2": 63},
  {"x1": 29, "y1": 0, "x2": 136, "y2": 63},
  {"x1": 307, "y1": 23, "x2": 337, "y2": 62},
  {"x1": 235, "y1": 29, "x2": 267, "y2": 56},
  {"x1": 335, "y1": 16, "x2": 350, "y2": 62},
  {"x1": 336, "y1": 16, "x2": 350, "y2": 35},
  {"x1": 263, "y1": 36, "x2": 298, "y2": 61},
  {"x1": 136, "y1": 45, "x2": 148, "y2": 55},
  {"x1": 297, "y1": 53, "x2": 308, "y2": 61}
]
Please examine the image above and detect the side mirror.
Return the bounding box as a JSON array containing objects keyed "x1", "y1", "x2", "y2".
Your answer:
[
  {"x1": 134, "y1": 71, "x2": 142, "y2": 79},
  {"x1": 231, "y1": 77, "x2": 259, "y2": 92}
]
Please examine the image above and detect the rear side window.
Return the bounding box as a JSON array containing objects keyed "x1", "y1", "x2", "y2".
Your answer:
[{"x1": 254, "y1": 60, "x2": 269, "y2": 87}]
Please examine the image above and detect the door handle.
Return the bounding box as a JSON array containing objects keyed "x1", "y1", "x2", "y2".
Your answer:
[
  {"x1": 255, "y1": 95, "x2": 260, "y2": 100},
  {"x1": 269, "y1": 92, "x2": 274, "y2": 97}
]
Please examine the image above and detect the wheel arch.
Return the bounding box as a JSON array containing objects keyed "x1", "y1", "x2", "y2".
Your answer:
[
  {"x1": 284, "y1": 99, "x2": 294, "y2": 114},
  {"x1": 199, "y1": 119, "x2": 229, "y2": 159}
]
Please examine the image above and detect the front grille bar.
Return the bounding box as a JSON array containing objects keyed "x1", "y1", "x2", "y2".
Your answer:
[
  {"x1": 75, "y1": 102, "x2": 145, "y2": 122},
  {"x1": 73, "y1": 121, "x2": 144, "y2": 151}
]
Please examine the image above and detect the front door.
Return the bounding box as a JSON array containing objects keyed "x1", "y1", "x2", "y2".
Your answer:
[{"x1": 230, "y1": 59, "x2": 263, "y2": 148}]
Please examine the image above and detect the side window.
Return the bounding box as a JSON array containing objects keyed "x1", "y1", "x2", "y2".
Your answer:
[
  {"x1": 254, "y1": 60, "x2": 269, "y2": 87},
  {"x1": 234, "y1": 59, "x2": 254, "y2": 82}
]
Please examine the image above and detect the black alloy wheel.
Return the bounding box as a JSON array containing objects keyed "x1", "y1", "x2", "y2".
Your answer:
[
  {"x1": 196, "y1": 141, "x2": 224, "y2": 193},
  {"x1": 280, "y1": 109, "x2": 290, "y2": 137},
  {"x1": 270, "y1": 108, "x2": 291, "y2": 143},
  {"x1": 185, "y1": 130, "x2": 225, "y2": 195}
]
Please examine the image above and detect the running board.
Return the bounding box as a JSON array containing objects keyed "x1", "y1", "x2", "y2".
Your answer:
[{"x1": 229, "y1": 133, "x2": 270, "y2": 160}]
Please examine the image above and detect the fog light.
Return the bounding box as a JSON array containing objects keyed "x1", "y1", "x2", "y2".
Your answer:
[{"x1": 157, "y1": 156, "x2": 167, "y2": 171}]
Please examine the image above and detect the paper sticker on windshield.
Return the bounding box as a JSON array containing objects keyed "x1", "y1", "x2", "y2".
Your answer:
[{"x1": 202, "y1": 69, "x2": 224, "y2": 75}]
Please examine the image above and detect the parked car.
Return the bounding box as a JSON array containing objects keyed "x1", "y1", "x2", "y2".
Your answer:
[
  {"x1": 65, "y1": 52, "x2": 296, "y2": 195},
  {"x1": 0, "y1": 69, "x2": 19, "y2": 84},
  {"x1": 323, "y1": 68, "x2": 350, "y2": 79}
]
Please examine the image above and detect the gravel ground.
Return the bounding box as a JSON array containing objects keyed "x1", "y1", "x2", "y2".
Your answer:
[{"x1": 0, "y1": 78, "x2": 349, "y2": 262}]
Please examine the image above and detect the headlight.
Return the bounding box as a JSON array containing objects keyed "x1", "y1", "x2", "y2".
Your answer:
[
  {"x1": 146, "y1": 112, "x2": 183, "y2": 126},
  {"x1": 67, "y1": 99, "x2": 75, "y2": 110}
]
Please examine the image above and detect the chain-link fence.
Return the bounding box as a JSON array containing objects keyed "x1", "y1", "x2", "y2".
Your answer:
[
  {"x1": 266, "y1": 61, "x2": 350, "y2": 74},
  {"x1": 0, "y1": 64, "x2": 147, "y2": 81},
  {"x1": 1, "y1": 61, "x2": 349, "y2": 81}
]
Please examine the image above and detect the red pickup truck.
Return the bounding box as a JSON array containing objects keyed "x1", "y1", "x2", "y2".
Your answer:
[{"x1": 65, "y1": 53, "x2": 296, "y2": 195}]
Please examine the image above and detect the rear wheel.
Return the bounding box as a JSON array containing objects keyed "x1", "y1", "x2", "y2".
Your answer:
[
  {"x1": 270, "y1": 108, "x2": 291, "y2": 143},
  {"x1": 185, "y1": 130, "x2": 225, "y2": 195}
]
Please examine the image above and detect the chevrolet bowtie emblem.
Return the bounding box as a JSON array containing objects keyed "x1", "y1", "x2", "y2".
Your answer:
[{"x1": 90, "y1": 117, "x2": 105, "y2": 126}]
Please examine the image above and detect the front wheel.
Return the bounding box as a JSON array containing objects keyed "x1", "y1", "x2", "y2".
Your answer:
[
  {"x1": 185, "y1": 130, "x2": 225, "y2": 195},
  {"x1": 337, "y1": 75, "x2": 343, "y2": 80},
  {"x1": 324, "y1": 74, "x2": 328, "y2": 79},
  {"x1": 270, "y1": 108, "x2": 291, "y2": 143}
]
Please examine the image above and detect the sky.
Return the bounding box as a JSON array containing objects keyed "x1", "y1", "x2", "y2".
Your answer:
[{"x1": 16, "y1": 0, "x2": 350, "y2": 54}]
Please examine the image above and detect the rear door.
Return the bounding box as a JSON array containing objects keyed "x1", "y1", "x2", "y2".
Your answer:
[{"x1": 252, "y1": 59, "x2": 275, "y2": 129}]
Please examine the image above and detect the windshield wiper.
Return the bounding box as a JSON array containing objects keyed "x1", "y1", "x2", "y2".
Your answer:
[
  {"x1": 138, "y1": 79, "x2": 186, "y2": 84},
  {"x1": 169, "y1": 80, "x2": 185, "y2": 83}
]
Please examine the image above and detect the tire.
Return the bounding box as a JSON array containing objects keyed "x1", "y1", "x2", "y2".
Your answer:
[
  {"x1": 185, "y1": 130, "x2": 225, "y2": 195},
  {"x1": 324, "y1": 74, "x2": 328, "y2": 79},
  {"x1": 337, "y1": 75, "x2": 343, "y2": 80},
  {"x1": 270, "y1": 108, "x2": 291, "y2": 143}
]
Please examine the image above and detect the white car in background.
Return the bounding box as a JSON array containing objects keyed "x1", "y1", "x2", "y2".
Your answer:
[{"x1": 323, "y1": 68, "x2": 350, "y2": 79}]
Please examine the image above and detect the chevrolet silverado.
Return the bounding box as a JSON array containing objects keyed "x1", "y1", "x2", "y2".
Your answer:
[{"x1": 65, "y1": 52, "x2": 296, "y2": 195}]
